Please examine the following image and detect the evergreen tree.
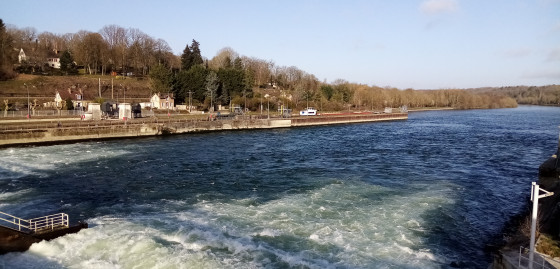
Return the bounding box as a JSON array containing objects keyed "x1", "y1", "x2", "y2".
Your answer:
[
  {"x1": 0, "y1": 19, "x2": 15, "y2": 80},
  {"x1": 149, "y1": 64, "x2": 173, "y2": 95},
  {"x1": 65, "y1": 97, "x2": 74, "y2": 110},
  {"x1": 180, "y1": 44, "x2": 192, "y2": 71},
  {"x1": 218, "y1": 67, "x2": 245, "y2": 102},
  {"x1": 180, "y1": 39, "x2": 203, "y2": 71},
  {"x1": 190, "y1": 39, "x2": 203, "y2": 66},
  {"x1": 59, "y1": 50, "x2": 77, "y2": 75},
  {"x1": 176, "y1": 64, "x2": 209, "y2": 103}
]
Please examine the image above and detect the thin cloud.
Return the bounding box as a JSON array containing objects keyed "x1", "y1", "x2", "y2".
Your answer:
[{"x1": 420, "y1": 0, "x2": 459, "y2": 15}]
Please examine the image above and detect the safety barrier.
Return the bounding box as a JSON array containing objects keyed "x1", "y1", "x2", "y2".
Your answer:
[
  {"x1": 0, "y1": 211, "x2": 69, "y2": 233},
  {"x1": 519, "y1": 246, "x2": 554, "y2": 269}
]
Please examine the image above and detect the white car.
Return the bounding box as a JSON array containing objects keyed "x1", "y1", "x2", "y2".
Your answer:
[{"x1": 300, "y1": 107, "x2": 317, "y2": 116}]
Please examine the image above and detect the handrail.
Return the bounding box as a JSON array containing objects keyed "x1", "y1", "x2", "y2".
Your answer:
[
  {"x1": 0, "y1": 211, "x2": 31, "y2": 231},
  {"x1": 0, "y1": 211, "x2": 69, "y2": 233},
  {"x1": 519, "y1": 246, "x2": 554, "y2": 269}
]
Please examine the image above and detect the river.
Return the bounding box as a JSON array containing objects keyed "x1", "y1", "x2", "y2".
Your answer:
[{"x1": 0, "y1": 106, "x2": 559, "y2": 268}]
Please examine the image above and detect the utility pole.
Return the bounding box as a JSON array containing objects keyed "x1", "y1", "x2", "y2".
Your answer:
[
  {"x1": 25, "y1": 83, "x2": 29, "y2": 120},
  {"x1": 111, "y1": 78, "x2": 114, "y2": 100},
  {"x1": 98, "y1": 78, "x2": 101, "y2": 98},
  {"x1": 187, "y1": 91, "x2": 193, "y2": 113}
]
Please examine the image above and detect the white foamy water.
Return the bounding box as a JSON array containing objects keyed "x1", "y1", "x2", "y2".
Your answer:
[
  {"x1": 0, "y1": 180, "x2": 454, "y2": 268},
  {"x1": 0, "y1": 143, "x2": 130, "y2": 180}
]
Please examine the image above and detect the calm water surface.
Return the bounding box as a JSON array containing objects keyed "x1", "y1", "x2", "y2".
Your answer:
[{"x1": 0, "y1": 106, "x2": 559, "y2": 268}]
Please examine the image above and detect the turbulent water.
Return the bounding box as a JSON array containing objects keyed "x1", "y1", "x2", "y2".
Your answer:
[{"x1": 0, "y1": 106, "x2": 559, "y2": 268}]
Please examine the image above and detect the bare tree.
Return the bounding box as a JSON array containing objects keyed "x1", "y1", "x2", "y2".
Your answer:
[{"x1": 209, "y1": 47, "x2": 238, "y2": 70}]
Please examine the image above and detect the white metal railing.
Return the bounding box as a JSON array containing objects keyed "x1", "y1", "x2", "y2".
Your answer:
[
  {"x1": 519, "y1": 246, "x2": 554, "y2": 269},
  {"x1": 0, "y1": 211, "x2": 69, "y2": 233}
]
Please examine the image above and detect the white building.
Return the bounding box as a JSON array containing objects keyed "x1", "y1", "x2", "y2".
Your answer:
[
  {"x1": 150, "y1": 93, "x2": 174, "y2": 109},
  {"x1": 118, "y1": 103, "x2": 132, "y2": 120},
  {"x1": 83, "y1": 103, "x2": 101, "y2": 121},
  {"x1": 18, "y1": 49, "x2": 27, "y2": 63},
  {"x1": 47, "y1": 57, "x2": 61, "y2": 69}
]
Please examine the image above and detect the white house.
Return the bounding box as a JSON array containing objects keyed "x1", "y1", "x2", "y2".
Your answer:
[
  {"x1": 53, "y1": 90, "x2": 84, "y2": 110},
  {"x1": 18, "y1": 49, "x2": 27, "y2": 63},
  {"x1": 47, "y1": 57, "x2": 61, "y2": 69},
  {"x1": 150, "y1": 93, "x2": 174, "y2": 109}
]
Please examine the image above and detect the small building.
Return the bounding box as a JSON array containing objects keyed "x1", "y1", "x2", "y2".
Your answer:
[
  {"x1": 150, "y1": 93, "x2": 174, "y2": 109},
  {"x1": 118, "y1": 103, "x2": 132, "y2": 120},
  {"x1": 83, "y1": 103, "x2": 101, "y2": 120},
  {"x1": 131, "y1": 103, "x2": 142, "y2": 118},
  {"x1": 47, "y1": 57, "x2": 60, "y2": 69},
  {"x1": 18, "y1": 49, "x2": 27, "y2": 63},
  {"x1": 101, "y1": 102, "x2": 118, "y2": 118},
  {"x1": 48, "y1": 90, "x2": 85, "y2": 110}
]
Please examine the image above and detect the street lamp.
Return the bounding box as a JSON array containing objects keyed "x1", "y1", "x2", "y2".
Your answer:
[
  {"x1": 264, "y1": 94, "x2": 270, "y2": 119},
  {"x1": 24, "y1": 83, "x2": 29, "y2": 120},
  {"x1": 529, "y1": 182, "x2": 553, "y2": 269},
  {"x1": 167, "y1": 91, "x2": 170, "y2": 117}
]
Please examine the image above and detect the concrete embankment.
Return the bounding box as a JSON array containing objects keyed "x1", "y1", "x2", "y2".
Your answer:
[
  {"x1": 0, "y1": 222, "x2": 88, "y2": 254},
  {"x1": 0, "y1": 113, "x2": 407, "y2": 147}
]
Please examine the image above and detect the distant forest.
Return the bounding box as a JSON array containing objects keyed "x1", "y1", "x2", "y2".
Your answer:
[
  {"x1": 471, "y1": 85, "x2": 560, "y2": 106},
  {"x1": 1, "y1": 19, "x2": 548, "y2": 112}
]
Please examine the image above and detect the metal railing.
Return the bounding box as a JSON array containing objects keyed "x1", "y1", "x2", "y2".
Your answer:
[
  {"x1": 0, "y1": 211, "x2": 69, "y2": 233},
  {"x1": 519, "y1": 246, "x2": 554, "y2": 269},
  {"x1": 2, "y1": 110, "x2": 83, "y2": 118}
]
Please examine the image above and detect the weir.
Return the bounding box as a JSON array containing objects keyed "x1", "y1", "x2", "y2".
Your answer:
[
  {"x1": 0, "y1": 112, "x2": 408, "y2": 147},
  {"x1": 0, "y1": 211, "x2": 87, "y2": 254}
]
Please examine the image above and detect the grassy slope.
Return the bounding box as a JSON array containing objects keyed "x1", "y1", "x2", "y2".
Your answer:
[{"x1": 0, "y1": 74, "x2": 152, "y2": 105}]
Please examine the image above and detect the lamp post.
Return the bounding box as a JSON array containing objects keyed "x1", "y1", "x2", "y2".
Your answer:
[
  {"x1": 264, "y1": 94, "x2": 270, "y2": 119},
  {"x1": 529, "y1": 182, "x2": 553, "y2": 269},
  {"x1": 25, "y1": 83, "x2": 29, "y2": 120}
]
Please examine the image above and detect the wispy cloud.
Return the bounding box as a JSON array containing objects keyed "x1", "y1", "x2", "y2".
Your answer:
[{"x1": 420, "y1": 0, "x2": 459, "y2": 15}]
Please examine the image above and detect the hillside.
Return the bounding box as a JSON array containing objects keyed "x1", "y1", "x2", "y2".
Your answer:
[
  {"x1": 0, "y1": 73, "x2": 522, "y2": 113},
  {"x1": 470, "y1": 85, "x2": 560, "y2": 106},
  {"x1": 0, "y1": 74, "x2": 152, "y2": 108}
]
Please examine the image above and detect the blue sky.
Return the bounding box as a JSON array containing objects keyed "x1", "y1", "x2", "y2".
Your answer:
[{"x1": 2, "y1": 0, "x2": 559, "y2": 89}]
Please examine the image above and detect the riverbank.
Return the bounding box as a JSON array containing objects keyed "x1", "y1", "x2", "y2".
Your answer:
[
  {"x1": 0, "y1": 113, "x2": 408, "y2": 147},
  {"x1": 491, "y1": 140, "x2": 560, "y2": 268}
]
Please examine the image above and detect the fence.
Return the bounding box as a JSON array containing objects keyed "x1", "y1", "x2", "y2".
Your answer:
[
  {"x1": 2, "y1": 110, "x2": 83, "y2": 118},
  {"x1": 519, "y1": 246, "x2": 555, "y2": 269},
  {"x1": 0, "y1": 211, "x2": 69, "y2": 233}
]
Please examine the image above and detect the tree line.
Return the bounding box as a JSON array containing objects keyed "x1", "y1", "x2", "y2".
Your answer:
[
  {"x1": 1, "y1": 19, "x2": 519, "y2": 111},
  {"x1": 471, "y1": 85, "x2": 560, "y2": 106},
  {"x1": 1, "y1": 21, "x2": 179, "y2": 77}
]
